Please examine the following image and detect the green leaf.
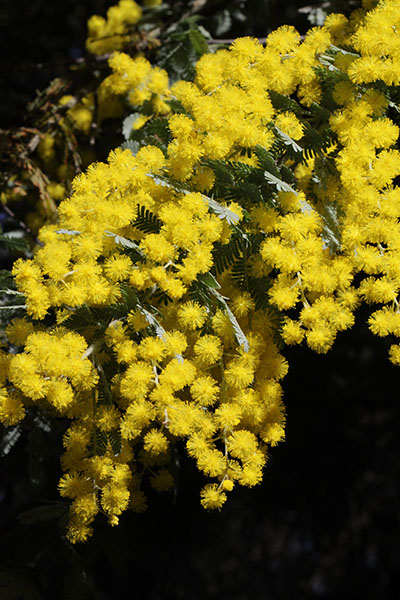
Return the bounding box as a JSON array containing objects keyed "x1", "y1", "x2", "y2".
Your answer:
[
  {"x1": 122, "y1": 112, "x2": 141, "y2": 141},
  {"x1": 109, "y1": 429, "x2": 122, "y2": 455},
  {"x1": 0, "y1": 270, "x2": 14, "y2": 287},
  {"x1": 189, "y1": 29, "x2": 209, "y2": 56},
  {"x1": 204, "y1": 159, "x2": 234, "y2": 185},
  {"x1": 264, "y1": 171, "x2": 298, "y2": 194},
  {"x1": 207, "y1": 198, "x2": 241, "y2": 225},
  {"x1": 274, "y1": 127, "x2": 303, "y2": 153},
  {"x1": 134, "y1": 205, "x2": 162, "y2": 234},
  {"x1": 94, "y1": 428, "x2": 108, "y2": 456},
  {"x1": 198, "y1": 272, "x2": 221, "y2": 289},
  {"x1": 0, "y1": 232, "x2": 30, "y2": 253},
  {"x1": 104, "y1": 231, "x2": 144, "y2": 254},
  {"x1": 254, "y1": 146, "x2": 281, "y2": 177},
  {"x1": 118, "y1": 283, "x2": 138, "y2": 311},
  {"x1": 55, "y1": 229, "x2": 81, "y2": 236},
  {"x1": 0, "y1": 426, "x2": 21, "y2": 457},
  {"x1": 268, "y1": 91, "x2": 303, "y2": 116},
  {"x1": 210, "y1": 288, "x2": 249, "y2": 352},
  {"x1": 120, "y1": 139, "x2": 141, "y2": 155},
  {"x1": 320, "y1": 202, "x2": 341, "y2": 253},
  {"x1": 213, "y1": 232, "x2": 245, "y2": 274}
]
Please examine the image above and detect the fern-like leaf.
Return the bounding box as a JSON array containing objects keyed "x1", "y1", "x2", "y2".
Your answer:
[
  {"x1": 134, "y1": 205, "x2": 162, "y2": 234},
  {"x1": 212, "y1": 232, "x2": 246, "y2": 274},
  {"x1": 254, "y1": 146, "x2": 281, "y2": 177}
]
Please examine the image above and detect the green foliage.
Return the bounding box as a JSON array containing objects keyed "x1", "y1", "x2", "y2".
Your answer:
[{"x1": 133, "y1": 205, "x2": 163, "y2": 234}]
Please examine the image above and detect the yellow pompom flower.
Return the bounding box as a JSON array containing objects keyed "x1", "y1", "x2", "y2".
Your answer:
[
  {"x1": 281, "y1": 319, "x2": 304, "y2": 345},
  {"x1": 120, "y1": 362, "x2": 154, "y2": 401},
  {"x1": 215, "y1": 403, "x2": 242, "y2": 429},
  {"x1": 101, "y1": 484, "x2": 130, "y2": 516},
  {"x1": 143, "y1": 430, "x2": 169, "y2": 456},
  {"x1": 0, "y1": 389, "x2": 25, "y2": 426},
  {"x1": 6, "y1": 318, "x2": 35, "y2": 346},
  {"x1": 190, "y1": 376, "x2": 219, "y2": 406},
  {"x1": 177, "y1": 301, "x2": 208, "y2": 331},
  {"x1": 193, "y1": 334, "x2": 222, "y2": 367},
  {"x1": 200, "y1": 484, "x2": 227, "y2": 510},
  {"x1": 138, "y1": 337, "x2": 166, "y2": 363}
]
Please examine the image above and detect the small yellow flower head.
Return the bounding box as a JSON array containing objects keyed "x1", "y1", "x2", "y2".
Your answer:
[
  {"x1": 120, "y1": 362, "x2": 154, "y2": 401},
  {"x1": 260, "y1": 422, "x2": 285, "y2": 446},
  {"x1": 177, "y1": 301, "x2": 208, "y2": 331},
  {"x1": 140, "y1": 234, "x2": 175, "y2": 263},
  {"x1": 224, "y1": 359, "x2": 254, "y2": 389},
  {"x1": 231, "y1": 292, "x2": 255, "y2": 317},
  {"x1": 238, "y1": 465, "x2": 263, "y2": 487},
  {"x1": 46, "y1": 379, "x2": 74, "y2": 412},
  {"x1": 266, "y1": 25, "x2": 301, "y2": 54},
  {"x1": 127, "y1": 311, "x2": 149, "y2": 332},
  {"x1": 227, "y1": 430, "x2": 258, "y2": 460},
  {"x1": 190, "y1": 376, "x2": 219, "y2": 406},
  {"x1": 389, "y1": 344, "x2": 400, "y2": 366},
  {"x1": 130, "y1": 490, "x2": 148, "y2": 513},
  {"x1": 37, "y1": 134, "x2": 55, "y2": 162},
  {"x1": 58, "y1": 473, "x2": 93, "y2": 499},
  {"x1": 86, "y1": 0, "x2": 142, "y2": 55},
  {"x1": 275, "y1": 112, "x2": 304, "y2": 140},
  {"x1": 220, "y1": 479, "x2": 234, "y2": 492},
  {"x1": 163, "y1": 331, "x2": 187, "y2": 356},
  {"x1": 95, "y1": 405, "x2": 121, "y2": 432},
  {"x1": 103, "y1": 255, "x2": 133, "y2": 282},
  {"x1": 196, "y1": 447, "x2": 226, "y2": 477},
  {"x1": 6, "y1": 318, "x2": 35, "y2": 346},
  {"x1": 150, "y1": 469, "x2": 174, "y2": 492},
  {"x1": 66, "y1": 522, "x2": 93, "y2": 544},
  {"x1": 143, "y1": 430, "x2": 169, "y2": 456},
  {"x1": 306, "y1": 325, "x2": 336, "y2": 354},
  {"x1": 193, "y1": 334, "x2": 222, "y2": 367},
  {"x1": 215, "y1": 402, "x2": 242, "y2": 429},
  {"x1": 281, "y1": 318, "x2": 304, "y2": 345},
  {"x1": 71, "y1": 493, "x2": 99, "y2": 522},
  {"x1": 0, "y1": 389, "x2": 25, "y2": 426},
  {"x1": 138, "y1": 336, "x2": 167, "y2": 363},
  {"x1": 101, "y1": 484, "x2": 130, "y2": 516},
  {"x1": 200, "y1": 484, "x2": 227, "y2": 510},
  {"x1": 159, "y1": 359, "x2": 196, "y2": 391}
]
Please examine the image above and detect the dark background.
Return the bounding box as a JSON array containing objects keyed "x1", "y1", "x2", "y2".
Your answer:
[
  {"x1": 0, "y1": 0, "x2": 315, "y2": 127},
  {"x1": 2, "y1": 1, "x2": 399, "y2": 599},
  {"x1": 1, "y1": 308, "x2": 399, "y2": 599}
]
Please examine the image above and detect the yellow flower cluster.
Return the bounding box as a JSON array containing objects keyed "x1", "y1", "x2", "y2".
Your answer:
[
  {"x1": 3, "y1": 0, "x2": 400, "y2": 542},
  {"x1": 2, "y1": 142, "x2": 286, "y2": 542},
  {"x1": 348, "y1": 0, "x2": 400, "y2": 85},
  {"x1": 101, "y1": 51, "x2": 171, "y2": 117},
  {"x1": 86, "y1": 0, "x2": 142, "y2": 55},
  {"x1": 167, "y1": 28, "x2": 332, "y2": 181}
]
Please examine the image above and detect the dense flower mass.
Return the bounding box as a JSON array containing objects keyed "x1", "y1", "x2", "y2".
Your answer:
[
  {"x1": 86, "y1": 0, "x2": 142, "y2": 55},
  {"x1": 2, "y1": 0, "x2": 400, "y2": 542}
]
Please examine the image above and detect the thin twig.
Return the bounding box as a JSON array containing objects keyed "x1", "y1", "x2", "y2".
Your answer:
[{"x1": 206, "y1": 37, "x2": 267, "y2": 46}]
